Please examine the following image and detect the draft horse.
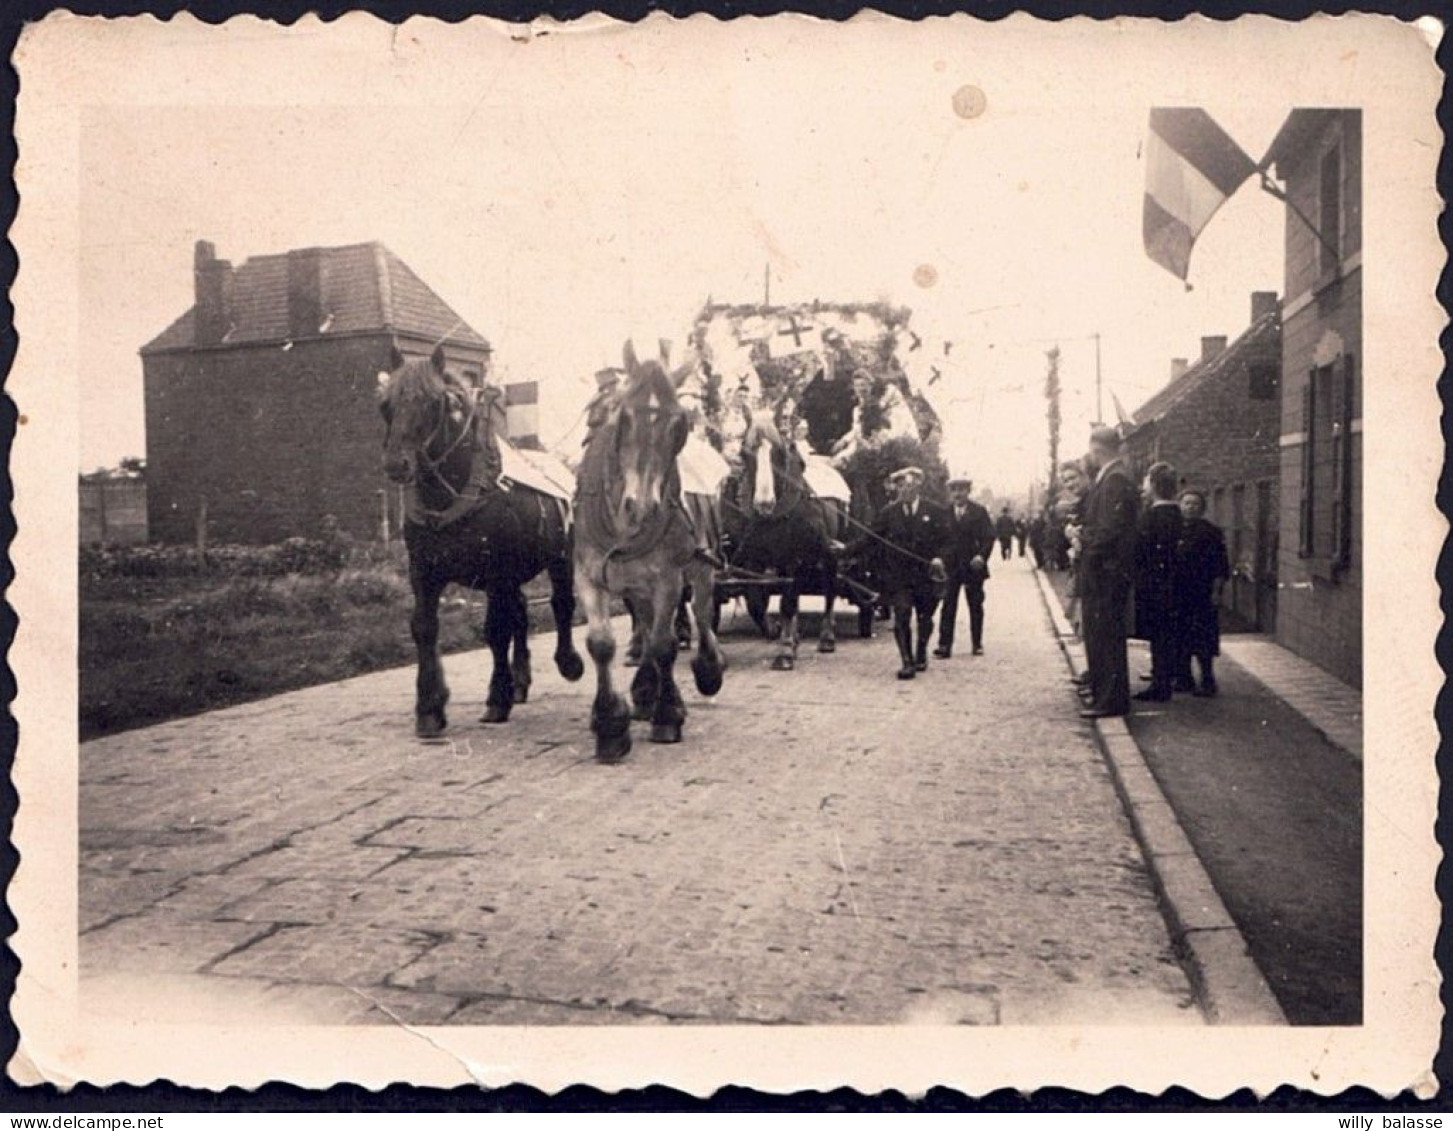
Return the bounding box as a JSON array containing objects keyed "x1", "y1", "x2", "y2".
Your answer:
[
  {"x1": 728, "y1": 413, "x2": 845, "y2": 670},
  {"x1": 574, "y1": 342, "x2": 726, "y2": 762},
  {"x1": 378, "y1": 345, "x2": 584, "y2": 738}
]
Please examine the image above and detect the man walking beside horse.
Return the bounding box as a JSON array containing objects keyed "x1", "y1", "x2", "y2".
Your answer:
[{"x1": 841, "y1": 465, "x2": 949, "y2": 681}]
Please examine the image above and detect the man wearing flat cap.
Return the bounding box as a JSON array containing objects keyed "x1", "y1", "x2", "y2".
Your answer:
[
  {"x1": 842, "y1": 465, "x2": 949, "y2": 680},
  {"x1": 935, "y1": 474, "x2": 996, "y2": 659},
  {"x1": 1078, "y1": 425, "x2": 1139, "y2": 718},
  {"x1": 582, "y1": 367, "x2": 623, "y2": 447}
]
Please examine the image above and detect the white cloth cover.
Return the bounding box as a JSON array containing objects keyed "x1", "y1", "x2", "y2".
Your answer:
[
  {"x1": 801, "y1": 454, "x2": 851, "y2": 502},
  {"x1": 500, "y1": 441, "x2": 575, "y2": 501},
  {"x1": 679, "y1": 431, "x2": 732, "y2": 496}
]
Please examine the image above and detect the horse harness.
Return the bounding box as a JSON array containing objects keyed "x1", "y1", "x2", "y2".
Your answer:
[{"x1": 403, "y1": 386, "x2": 566, "y2": 536}]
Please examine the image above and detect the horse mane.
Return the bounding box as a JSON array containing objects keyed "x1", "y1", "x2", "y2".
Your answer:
[
  {"x1": 574, "y1": 358, "x2": 692, "y2": 582},
  {"x1": 621, "y1": 358, "x2": 680, "y2": 412},
  {"x1": 383, "y1": 355, "x2": 453, "y2": 413}
]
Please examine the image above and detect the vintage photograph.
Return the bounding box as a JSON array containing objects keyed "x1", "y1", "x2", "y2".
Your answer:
[{"x1": 9, "y1": 12, "x2": 1442, "y2": 1095}]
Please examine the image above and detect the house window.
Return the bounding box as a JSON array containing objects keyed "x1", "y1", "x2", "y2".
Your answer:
[
  {"x1": 1248, "y1": 362, "x2": 1279, "y2": 401},
  {"x1": 1318, "y1": 142, "x2": 1343, "y2": 279},
  {"x1": 1298, "y1": 355, "x2": 1356, "y2": 573}
]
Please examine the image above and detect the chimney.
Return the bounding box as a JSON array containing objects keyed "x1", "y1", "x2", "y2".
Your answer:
[
  {"x1": 1200, "y1": 335, "x2": 1228, "y2": 364},
  {"x1": 1170, "y1": 357, "x2": 1189, "y2": 381},
  {"x1": 1251, "y1": 291, "x2": 1279, "y2": 322},
  {"x1": 193, "y1": 240, "x2": 233, "y2": 345},
  {"x1": 287, "y1": 247, "x2": 326, "y2": 338}
]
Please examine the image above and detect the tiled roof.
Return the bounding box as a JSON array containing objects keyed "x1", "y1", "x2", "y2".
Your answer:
[
  {"x1": 1131, "y1": 309, "x2": 1280, "y2": 426},
  {"x1": 141, "y1": 242, "x2": 488, "y2": 353}
]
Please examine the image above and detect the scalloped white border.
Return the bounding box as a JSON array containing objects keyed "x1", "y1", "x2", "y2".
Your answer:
[{"x1": 7, "y1": 10, "x2": 1443, "y2": 1097}]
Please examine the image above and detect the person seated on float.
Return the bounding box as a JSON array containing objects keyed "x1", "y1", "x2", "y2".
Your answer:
[
  {"x1": 718, "y1": 379, "x2": 757, "y2": 471},
  {"x1": 676, "y1": 387, "x2": 730, "y2": 567},
  {"x1": 829, "y1": 368, "x2": 917, "y2": 468},
  {"x1": 796, "y1": 352, "x2": 855, "y2": 456}
]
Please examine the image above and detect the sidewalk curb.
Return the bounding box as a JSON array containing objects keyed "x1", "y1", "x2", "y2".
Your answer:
[{"x1": 1030, "y1": 565, "x2": 1287, "y2": 1026}]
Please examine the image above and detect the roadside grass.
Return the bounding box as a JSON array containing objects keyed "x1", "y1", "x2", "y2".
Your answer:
[{"x1": 80, "y1": 565, "x2": 563, "y2": 741}]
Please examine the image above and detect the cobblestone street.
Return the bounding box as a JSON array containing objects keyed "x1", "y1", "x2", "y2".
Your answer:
[{"x1": 80, "y1": 558, "x2": 1199, "y2": 1026}]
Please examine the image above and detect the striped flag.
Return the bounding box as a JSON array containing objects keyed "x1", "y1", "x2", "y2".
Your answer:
[
  {"x1": 504, "y1": 380, "x2": 540, "y2": 450},
  {"x1": 1143, "y1": 108, "x2": 1258, "y2": 282}
]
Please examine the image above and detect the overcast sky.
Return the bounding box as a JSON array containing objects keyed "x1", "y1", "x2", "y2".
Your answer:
[{"x1": 78, "y1": 18, "x2": 1293, "y2": 496}]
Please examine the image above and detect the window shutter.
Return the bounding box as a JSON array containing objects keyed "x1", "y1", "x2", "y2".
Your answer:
[
  {"x1": 1336, "y1": 354, "x2": 1356, "y2": 570},
  {"x1": 1299, "y1": 373, "x2": 1316, "y2": 557},
  {"x1": 1330, "y1": 372, "x2": 1344, "y2": 562}
]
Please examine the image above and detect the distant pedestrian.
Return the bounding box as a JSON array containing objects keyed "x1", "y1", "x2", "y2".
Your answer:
[
  {"x1": 935, "y1": 473, "x2": 995, "y2": 658},
  {"x1": 995, "y1": 506, "x2": 1015, "y2": 560},
  {"x1": 1028, "y1": 513, "x2": 1047, "y2": 569},
  {"x1": 1174, "y1": 489, "x2": 1231, "y2": 697},
  {"x1": 1078, "y1": 427, "x2": 1138, "y2": 719},
  {"x1": 1014, "y1": 517, "x2": 1028, "y2": 557},
  {"x1": 1132, "y1": 462, "x2": 1183, "y2": 702}
]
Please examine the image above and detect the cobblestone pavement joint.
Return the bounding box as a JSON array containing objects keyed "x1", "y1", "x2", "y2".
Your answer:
[
  {"x1": 80, "y1": 558, "x2": 1203, "y2": 1028},
  {"x1": 1031, "y1": 567, "x2": 1287, "y2": 1025}
]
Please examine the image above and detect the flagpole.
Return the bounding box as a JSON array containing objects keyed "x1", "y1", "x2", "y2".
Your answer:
[{"x1": 1257, "y1": 171, "x2": 1342, "y2": 262}]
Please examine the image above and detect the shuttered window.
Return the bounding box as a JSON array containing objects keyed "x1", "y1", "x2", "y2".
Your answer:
[
  {"x1": 1298, "y1": 374, "x2": 1316, "y2": 557},
  {"x1": 1300, "y1": 356, "x2": 1357, "y2": 575},
  {"x1": 1332, "y1": 354, "x2": 1356, "y2": 572}
]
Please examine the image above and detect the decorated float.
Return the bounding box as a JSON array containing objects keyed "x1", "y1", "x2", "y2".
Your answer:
[{"x1": 680, "y1": 299, "x2": 953, "y2": 637}]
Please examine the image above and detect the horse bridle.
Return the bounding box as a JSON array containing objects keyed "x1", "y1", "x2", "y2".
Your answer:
[{"x1": 409, "y1": 385, "x2": 479, "y2": 501}]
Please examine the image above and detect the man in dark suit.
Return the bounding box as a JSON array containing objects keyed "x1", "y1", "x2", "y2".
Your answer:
[
  {"x1": 843, "y1": 466, "x2": 948, "y2": 680},
  {"x1": 1078, "y1": 427, "x2": 1139, "y2": 719},
  {"x1": 934, "y1": 474, "x2": 995, "y2": 658},
  {"x1": 1132, "y1": 461, "x2": 1183, "y2": 702}
]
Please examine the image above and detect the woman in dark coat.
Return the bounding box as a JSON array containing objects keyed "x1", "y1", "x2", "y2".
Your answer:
[
  {"x1": 1174, "y1": 489, "x2": 1231, "y2": 697},
  {"x1": 1132, "y1": 462, "x2": 1183, "y2": 701}
]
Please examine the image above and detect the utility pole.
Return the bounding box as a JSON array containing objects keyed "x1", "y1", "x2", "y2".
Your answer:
[
  {"x1": 763, "y1": 262, "x2": 771, "y2": 307},
  {"x1": 1094, "y1": 331, "x2": 1103, "y2": 425},
  {"x1": 1044, "y1": 346, "x2": 1062, "y2": 501}
]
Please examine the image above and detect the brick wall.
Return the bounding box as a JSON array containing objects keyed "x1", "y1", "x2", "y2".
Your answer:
[
  {"x1": 144, "y1": 335, "x2": 401, "y2": 543},
  {"x1": 1274, "y1": 111, "x2": 1362, "y2": 689}
]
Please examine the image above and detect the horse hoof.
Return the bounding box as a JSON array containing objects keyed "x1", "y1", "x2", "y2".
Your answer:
[
  {"x1": 630, "y1": 700, "x2": 653, "y2": 722},
  {"x1": 512, "y1": 685, "x2": 530, "y2": 705},
  {"x1": 692, "y1": 656, "x2": 723, "y2": 697},
  {"x1": 557, "y1": 652, "x2": 585, "y2": 682},
  {"x1": 596, "y1": 731, "x2": 633, "y2": 763},
  {"x1": 818, "y1": 638, "x2": 837, "y2": 654},
  {"x1": 481, "y1": 703, "x2": 511, "y2": 724},
  {"x1": 771, "y1": 654, "x2": 795, "y2": 671},
  {"x1": 649, "y1": 723, "x2": 683, "y2": 744},
  {"x1": 416, "y1": 714, "x2": 446, "y2": 739}
]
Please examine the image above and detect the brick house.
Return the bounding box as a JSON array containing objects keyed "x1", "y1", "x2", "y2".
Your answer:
[
  {"x1": 141, "y1": 241, "x2": 493, "y2": 543},
  {"x1": 1125, "y1": 291, "x2": 1283, "y2": 632},
  {"x1": 1264, "y1": 110, "x2": 1362, "y2": 688}
]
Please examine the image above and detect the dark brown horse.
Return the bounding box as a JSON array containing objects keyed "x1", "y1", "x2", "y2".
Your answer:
[
  {"x1": 378, "y1": 345, "x2": 583, "y2": 738},
  {"x1": 574, "y1": 342, "x2": 725, "y2": 762},
  {"x1": 728, "y1": 413, "x2": 845, "y2": 670}
]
